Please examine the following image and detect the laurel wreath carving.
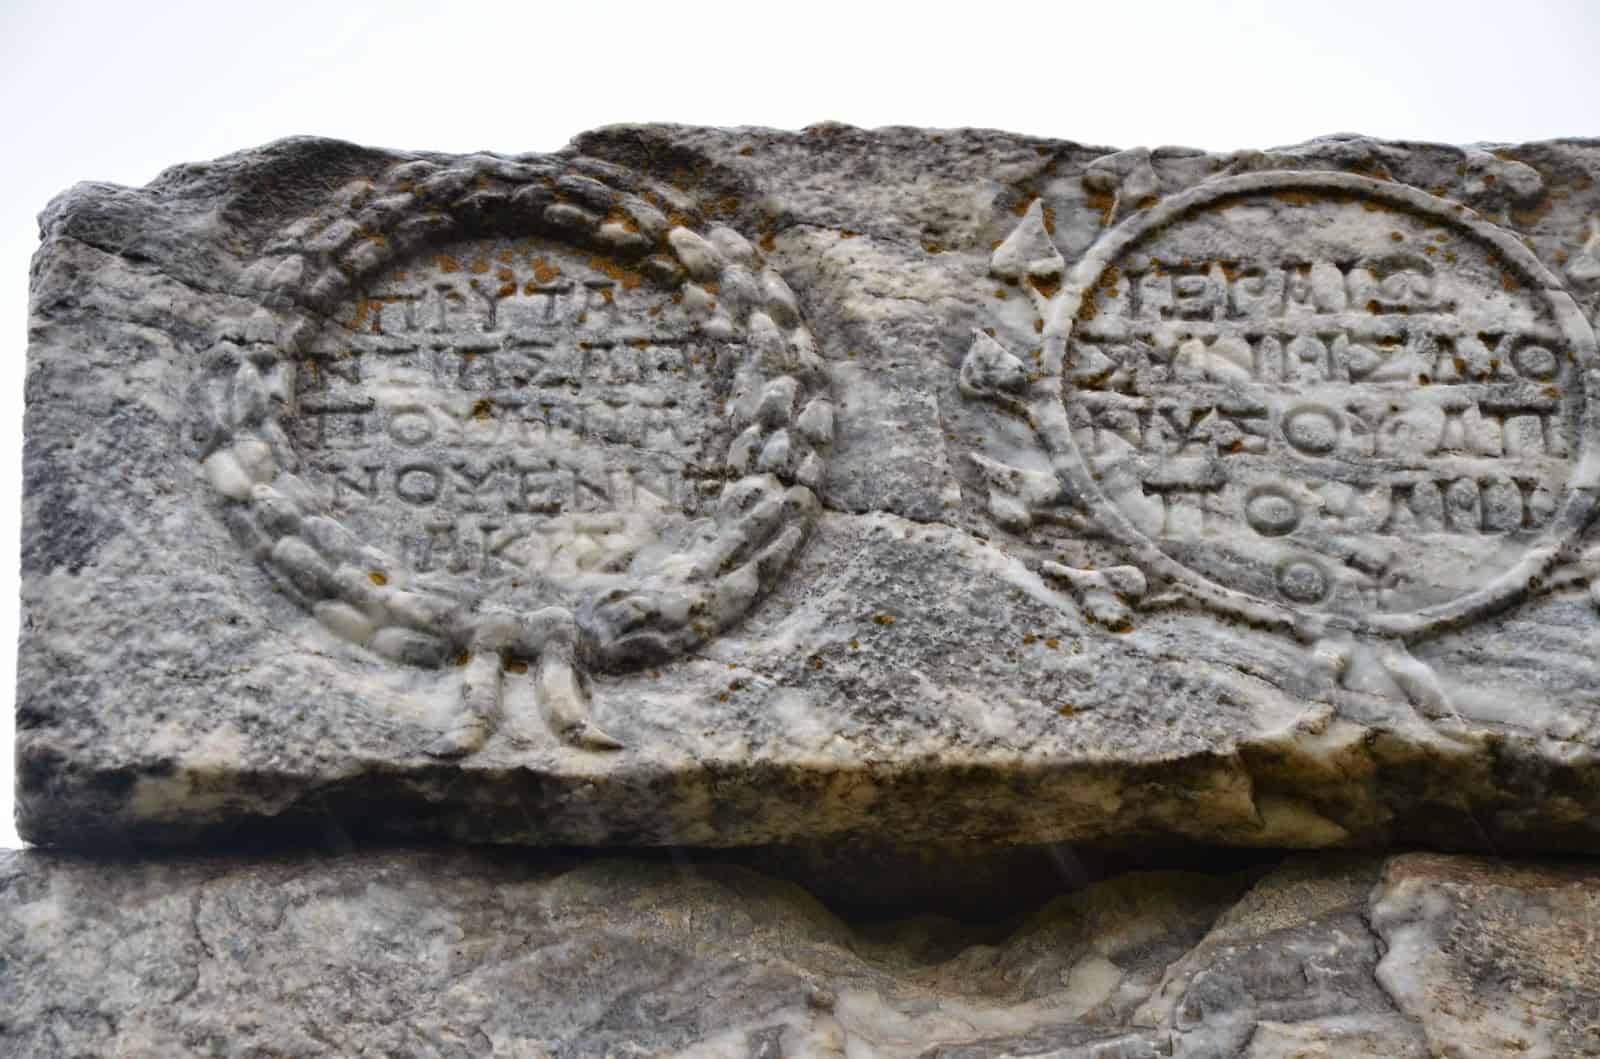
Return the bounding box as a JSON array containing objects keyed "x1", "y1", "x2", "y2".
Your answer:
[
  {"x1": 964, "y1": 157, "x2": 1600, "y2": 737},
  {"x1": 195, "y1": 152, "x2": 832, "y2": 754}
]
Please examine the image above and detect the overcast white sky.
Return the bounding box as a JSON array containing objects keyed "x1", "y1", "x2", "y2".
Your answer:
[{"x1": 3, "y1": 0, "x2": 1599, "y2": 849}]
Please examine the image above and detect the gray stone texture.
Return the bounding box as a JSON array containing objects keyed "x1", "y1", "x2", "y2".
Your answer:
[
  {"x1": 20, "y1": 127, "x2": 1600, "y2": 853},
  {"x1": 3, "y1": 847, "x2": 1597, "y2": 1057}
]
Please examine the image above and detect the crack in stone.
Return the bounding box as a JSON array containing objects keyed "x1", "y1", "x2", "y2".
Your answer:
[
  {"x1": 1355, "y1": 892, "x2": 1435, "y2": 1050},
  {"x1": 768, "y1": 219, "x2": 930, "y2": 259},
  {"x1": 48, "y1": 234, "x2": 244, "y2": 307},
  {"x1": 816, "y1": 498, "x2": 971, "y2": 538}
]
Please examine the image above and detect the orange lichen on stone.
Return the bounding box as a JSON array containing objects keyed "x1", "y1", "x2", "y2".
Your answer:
[
  {"x1": 1042, "y1": 205, "x2": 1057, "y2": 234},
  {"x1": 602, "y1": 208, "x2": 641, "y2": 233},
  {"x1": 434, "y1": 253, "x2": 461, "y2": 274},
  {"x1": 1271, "y1": 189, "x2": 1317, "y2": 207},
  {"x1": 505, "y1": 659, "x2": 529, "y2": 674},
  {"x1": 1085, "y1": 188, "x2": 1115, "y2": 226},
  {"x1": 589, "y1": 255, "x2": 643, "y2": 290},
  {"x1": 350, "y1": 297, "x2": 377, "y2": 332},
  {"x1": 531, "y1": 257, "x2": 561, "y2": 284},
  {"x1": 1027, "y1": 273, "x2": 1062, "y2": 299},
  {"x1": 470, "y1": 258, "x2": 490, "y2": 275},
  {"x1": 368, "y1": 570, "x2": 388, "y2": 587},
  {"x1": 1074, "y1": 265, "x2": 1120, "y2": 324},
  {"x1": 1511, "y1": 195, "x2": 1556, "y2": 227}
]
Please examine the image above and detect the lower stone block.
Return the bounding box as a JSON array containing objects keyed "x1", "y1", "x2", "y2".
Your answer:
[{"x1": 2, "y1": 847, "x2": 1595, "y2": 1056}]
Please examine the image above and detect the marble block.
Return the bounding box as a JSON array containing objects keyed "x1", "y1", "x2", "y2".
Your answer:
[{"x1": 19, "y1": 128, "x2": 1600, "y2": 851}]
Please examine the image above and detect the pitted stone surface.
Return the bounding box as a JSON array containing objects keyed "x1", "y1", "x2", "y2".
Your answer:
[
  {"x1": 2, "y1": 848, "x2": 1595, "y2": 1057},
  {"x1": 20, "y1": 128, "x2": 1600, "y2": 851}
]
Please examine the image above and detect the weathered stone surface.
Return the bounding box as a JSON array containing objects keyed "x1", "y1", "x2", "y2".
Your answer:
[
  {"x1": 3, "y1": 848, "x2": 1595, "y2": 1056},
  {"x1": 21, "y1": 128, "x2": 1600, "y2": 852}
]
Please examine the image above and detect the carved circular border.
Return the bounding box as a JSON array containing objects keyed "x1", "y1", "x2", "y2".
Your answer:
[
  {"x1": 197, "y1": 153, "x2": 832, "y2": 672},
  {"x1": 1036, "y1": 170, "x2": 1600, "y2": 641}
]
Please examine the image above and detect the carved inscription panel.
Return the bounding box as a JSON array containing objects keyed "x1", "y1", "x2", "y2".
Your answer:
[
  {"x1": 294, "y1": 240, "x2": 734, "y2": 600},
  {"x1": 1065, "y1": 185, "x2": 1592, "y2": 616}
]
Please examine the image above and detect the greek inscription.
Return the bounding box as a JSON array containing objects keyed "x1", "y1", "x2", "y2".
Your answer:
[
  {"x1": 1064, "y1": 186, "x2": 1586, "y2": 614},
  {"x1": 290, "y1": 238, "x2": 736, "y2": 588}
]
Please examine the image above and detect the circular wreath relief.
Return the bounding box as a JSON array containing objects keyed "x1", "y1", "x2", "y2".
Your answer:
[
  {"x1": 197, "y1": 153, "x2": 832, "y2": 754},
  {"x1": 1035, "y1": 171, "x2": 1600, "y2": 642},
  {"x1": 969, "y1": 167, "x2": 1600, "y2": 731}
]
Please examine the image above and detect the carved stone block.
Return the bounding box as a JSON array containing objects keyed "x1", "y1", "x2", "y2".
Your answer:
[{"x1": 20, "y1": 129, "x2": 1600, "y2": 851}]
